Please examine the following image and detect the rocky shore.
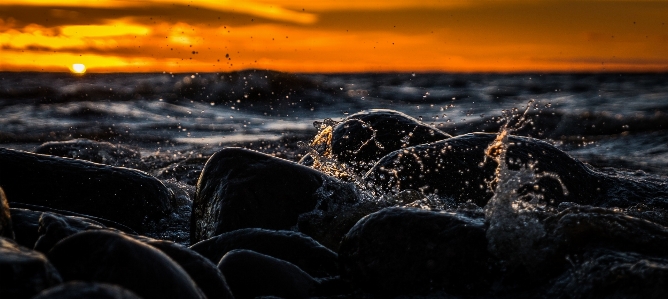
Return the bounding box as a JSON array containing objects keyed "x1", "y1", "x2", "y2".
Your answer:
[{"x1": 2, "y1": 109, "x2": 668, "y2": 298}]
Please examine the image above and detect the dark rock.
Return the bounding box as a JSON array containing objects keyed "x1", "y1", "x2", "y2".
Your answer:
[
  {"x1": 190, "y1": 228, "x2": 338, "y2": 278},
  {"x1": 9, "y1": 208, "x2": 42, "y2": 248},
  {"x1": 152, "y1": 157, "x2": 208, "y2": 186},
  {"x1": 330, "y1": 109, "x2": 451, "y2": 167},
  {"x1": 218, "y1": 249, "x2": 319, "y2": 299},
  {"x1": 47, "y1": 230, "x2": 205, "y2": 299},
  {"x1": 1, "y1": 187, "x2": 13, "y2": 239},
  {"x1": 548, "y1": 250, "x2": 668, "y2": 299},
  {"x1": 34, "y1": 212, "x2": 106, "y2": 253},
  {"x1": 338, "y1": 207, "x2": 493, "y2": 296},
  {"x1": 33, "y1": 138, "x2": 141, "y2": 167},
  {"x1": 191, "y1": 147, "x2": 331, "y2": 243},
  {"x1": 0, "y1": 237, "x2": 62, "y2": 298},
  {"x1": 33, "y1": 282, "x2": 143, "y2": 299},
  {"x1": 0, "y1": 148, "x2": 173, "y2": 232},
  {"x1": 144, "y1": 239, "x2": 234, "y2": 299},
  {"x1": 365, "y1": 133, "x2": 605, "y2": 207}
]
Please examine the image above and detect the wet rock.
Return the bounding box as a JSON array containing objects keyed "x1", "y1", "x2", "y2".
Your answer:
[
  {"x1": 338, "y1": 207, "x2": 493, "y2": 296},
  {"x1": 218, "y1": 249, "x2": 319, "y2": 299},
  {"x1": 190, "y1": 228, "x2": 338, "y2": 278},
  {"x1": 191, "y1": 147, "x2": 332, "y2": 243},
  {"x1": 330, "y1": 109, "x2": 451, "y2": 167},
  {"x1": 33, "y1": 282, "x2": 143, "y2": 299},
  {"x1": 9, "y1": 208, "x2": 42, "y2": 248},
  {"x1": 33, "y1": 212, "x2": 106, "y2": 253},
  {"x1": 0, "y1": 237, "x2": 62, "y2": 298},
  {"x1": 1, "y1": 187, "x2": 13, "y2": 239},
  {"x1": 145, "y1": 239, "x2": 234, "y2": 299},
  {"x1": 34, "y1": 138, "x2": 141, "y2": 167},
  {"x1": 365, "y1": 133, "x2": 605, "y2": 207},
  {"x1": 548, "y1": 250, "x2": 668, "y2": 299},
  {"x1": 47, "y1": 230, "x2": 205, "y2": 299},
  {"x1": 0, "y1": 148, "x2": 173, "y2": 232}
]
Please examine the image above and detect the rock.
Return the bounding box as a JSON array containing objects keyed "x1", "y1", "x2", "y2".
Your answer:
[
  {"x1": 548, "y1": 249, "x2": 668, "y2": 299},
  {"x1": 218, "y1": 249, "x2": 319, "y2": 299},
  {"x1": 190, "y1": 228, "x2": 338, "y2": 278},
  {"x1": 1, "y1": 187, "x2": 13, "y2": 239},
  {"x1": 152, "y1": 157, "x2": 208, "y2": 186},
  {"x1": 330, "y1": 109, "x2": 451, "y2": 167},
  {"x1": 47, "y1": 230, "x2": 205, "y2": 299},
  {"x1": 144, "y1": 239, "x2": 234, "y2": 299},
  {"x1": 9, "y1": 208, "x2": 42, "y2": 248},
  {"x1": 365, "y1": 132, "x2": 605, "y2": 207},
  {"x1": 191, "y1": 147, "x2": 332, "y2": 243},
  {"x1": 32, "y1": 282, "x2": 143, "y2": 299},
  {"x1": 33, "y1": 138, "x2": 141, "y2": 167},
  {"x1": 33, "y1": 212, "x2": 106, "y2": 253},
  {"x1": 338, "y1": 207, "x2": 494, "y2": 296},
  {"x1": 0, "y1": 148, "x2": 174, "y2": 232},
  {"x1": 0, "y1": 237, "x2": 62, "y2": 298}
]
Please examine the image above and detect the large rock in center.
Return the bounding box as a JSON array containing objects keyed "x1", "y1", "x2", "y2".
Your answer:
[
  {"x1": 191, "y1": 148, "x2": 330, "y2": 244},
  {"x1": 0, "y1": 148, "x2": 173, "y2": 233}
]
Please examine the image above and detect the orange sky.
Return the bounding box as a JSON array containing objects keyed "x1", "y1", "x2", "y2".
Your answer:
[{"x1": 1, "y1": 0, "x2": 667, "y2": 73}]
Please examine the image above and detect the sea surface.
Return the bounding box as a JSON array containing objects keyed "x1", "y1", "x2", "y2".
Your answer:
[{"x1": 1, "y1": 70, "x2": 667, "y2": 175}]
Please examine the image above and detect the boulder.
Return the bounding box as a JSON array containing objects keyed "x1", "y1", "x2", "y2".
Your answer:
[
  {"x1": 365, "y1": 133, "x2": 604, "y2": 207},
  {"x1": 0, "y1": 237, "x2": 62, "y2": 298},
  {"x1": 32, "y1": 282, "x2": 143, "y2": 299},
  {"x1": 190, "y1": 228, "x2": 338, "y2": 277},
  {"x1": 191, "y1": 148, "x2": 331, "y2": 243},
  {"x1": 47, "y1": 230, "x2": 205, "y2": 299},
  {"x1": 218, "y1": 249, "x2": 319, "y2": 299},
  {"x1": 338, "y1": 207, "x2": 494, "y2": 296},
  {"x1": 9, "y1": 208, "x2": 43, "y2": 248},
  {"x1": 33, "y1": 212, "x2": 107, "y2": 253},
  {"x1": 0, "y1": 148, "x2": 173, "y2": 232},
  {"x1": 33, "y1": 138, "x2": 141, "y2": 167}
]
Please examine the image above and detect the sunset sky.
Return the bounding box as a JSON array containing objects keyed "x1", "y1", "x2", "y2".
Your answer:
[{"x1": 1, "y1": 0, "x2": 667, "y2": 73}]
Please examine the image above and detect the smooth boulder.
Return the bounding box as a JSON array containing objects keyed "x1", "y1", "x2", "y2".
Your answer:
[
  {"x1": 190, "y1": 228, "x2": 338, "y2": 278},
  {"x1": 32, "y1": 282, "x2": 143, "y2": 299},
  {"x1": 191, "y1": 147, "x2": 331, "y2": 243},
  {"x1": 0, "y1": 237, "x2": 62, "y2": 298},
  {"x1": 0, "y1": 148, "x2": 173, "y2": 232},
  {"x1": 47, "y1": 230, "x2": 205, "y2": 299},
  {"x1": 33, "y1": 138, "x2": 141, "y2": 167},
  {"x1": 339, "y1": 207, "x2": 493, "y2": 296}
]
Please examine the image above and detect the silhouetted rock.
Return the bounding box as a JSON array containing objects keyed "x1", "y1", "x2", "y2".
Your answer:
[
  {"x1": 548, "y1": 249, "x2": 668, "y2": 299},
  {"x1": 34, "y1": 138, "x2": 141, "y2": 167},
  {"x1": 191, "y1": 148, "x2": 330, "y2": 243},
  {"x1": 145, "y1": 239, "x2": 233, "y2": 299},
  {"x1": 339, "y1": 207, "x2": 493, "y2": 296},
  {"x1": 218, "y1": 249, "x2": 319, "y2": 299},
  {"x1": 33, "y1": 212, "x2": 106, "y2": 253},
  {"x1": 32, "y1": 282, "x2": 143, "y2": 299},
  {"x1": 9, "y1": 208, "x2": 42, "y2": 248},
  {"x1": 330, "y1": 109, "x2": 451, "y2": 167},
  {"x1": 190, "y1": 228, "x2": 338, "y2": 277},
  {"x1": 0, "y1": 148, "x2": 173, "y2": 232},
  {"x1": 0, "y1": 187, "x2": 13, "y2": 239},
  {"x1": 365, "y1": 133, "x2": 604, "y2": 207},
  {"x1": 0, "y1": 237, "x2": 62, "y2": 298},
  {"x1": 47, "y1": 230, "x2": 205, "y2": 299}
]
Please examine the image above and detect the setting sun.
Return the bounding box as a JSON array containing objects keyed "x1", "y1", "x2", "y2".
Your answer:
[{"x1": 71, "y1": 63, "x2": 86, "y2": 74}]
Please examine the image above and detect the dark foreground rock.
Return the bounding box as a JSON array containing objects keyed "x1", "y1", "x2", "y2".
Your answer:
[
  {"x1": 218, "y1": 249, "x2": 319, "y2": 299},
  {"x1": 47, "y1": 230, "x2": 205, "y2": 299},
  {"x1": 190, "y1": 228, "x2": 338, "y2": 278},
  {"x1": 0, "y1": 237, "x2": 62, "y2": 298},
  {"x1": 365, "y1": 132, "x2": 605, "y2": 207},
  {"x1": 33, "y1": 282, "x2": 143, "y2": 299},
  {"x1": 0, "y1": 148, "x2": 173, "y2": 232},
  {"x1": 33, "y1": 138, "x2": 141, "y2": 167},
  {"x1": 9, "y1": 208, "x2": 43, "y2": 248},
  {"x1": 33, "y1": 212, "x2": 106, "y2": 253},
  {"x1": 191, "y1": 147, "x2": 333, "y2": 243},
  {"x1": 144, "y1": 239, "x2": 234, "y2": 299},
  {"x1": 339, "y1": 207, "x2": 494, "y2": 296}
]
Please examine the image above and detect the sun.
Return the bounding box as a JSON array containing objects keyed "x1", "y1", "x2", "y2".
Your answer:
[{"x1": 71, "y1": 63, "x2": 87, "y2": 74}]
